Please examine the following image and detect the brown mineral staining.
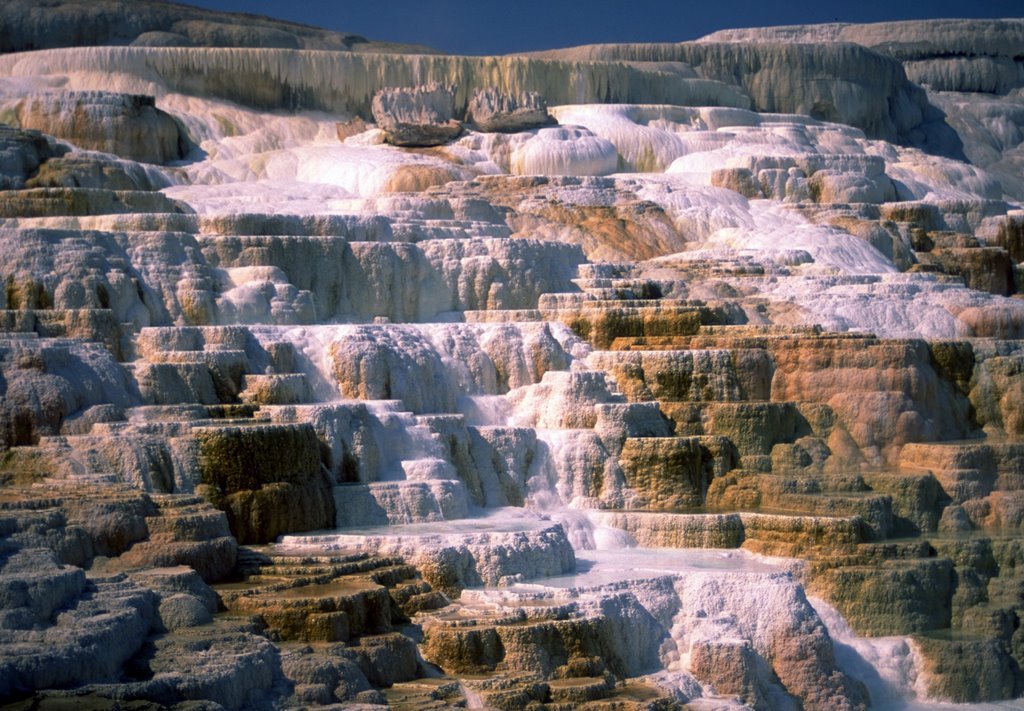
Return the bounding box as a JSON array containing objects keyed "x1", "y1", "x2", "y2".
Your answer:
[
  {"x1": 16, "y1": 92, "x2": 188, "y2": 165},
  {"x1": 3, "y1": 6, "x2": 1024, "y2": 709},
  {"x1": 195, "y1": 423, "x2": 333, "y2": 543}
]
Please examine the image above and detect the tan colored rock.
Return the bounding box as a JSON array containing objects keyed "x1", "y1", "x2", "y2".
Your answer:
[
  {"x1": 809, "y1": 558, "x2": 953, "y2": 635},
  {"x1": 544, "y1": 302, "x2": 712, "y2": 349},
  {"x1": 17, "y1": 92, "x2": 187, "y2": 164},
  {"x1": 914, "y1": 636, "x2": 1017, "y2": 702},
  {"x1": 508, "y1": 193, "x2": 686, "y2": 261},
  {"x1": 381, "y1": 163, "x2": 464, "y2": 193},
  {"x1": 0, "y1": 187, "x2": 184, "y2": 218},
  {"x1": 739, "y1": 511, "x2": 865, "y2": 556},
  {"x1": 710, "y1": 167, "x2": 764, "y2": 198},
  {"x1": 993, "y1": 211, "x2": 1024, "y2": 263},
  {"x1": 618, "y1": 437, "x2": 708, "y2": 510},
  {"x1": 117, "y1": 494, "x2": 238, "y2": 582},
  {"x1": 863, "y1": 471, "x2": 943, "y2": 535},
  {"x1": 588, "y1": 511, "x2": 744, "y2": 548},
  {"x1": 231, "y1": 578, "x2": 391, "y2": 641},
  {"x1": 422, "y1": 593, "x2": 663, "y2": 679},
  {"x1": 26, "y1": 154, "x2": 162, "y2": 191},
  {"x1": 663, "y1": 401, "x2": 816, "y2": 463},
  {"x1": 953, "y1": 303, "x2": 1024, "y2": 339},
  {"x1": 807, "y1": 169, "x2": 896, "y2": 204},
  {"x1": 239, "y1": 373, "x2": 310, "y2": 406},
  {"x1": 589, "y1": 348, "x2": 772, "y2": 402},
  {"x1": 335, "y1": 116, "x2": 371, "y2": 141},
  {"x1": 691, "y1": 639, "x2": 780, "y2": 709},
  {"x1": 918, "y1": 247, "x2": 1015, "y2": 296},
  {"x1": 770, "y1": 338, "x2": 973, "y2": 465},
  {"x1": 971, "y1": 353, "x2": 1024, "y2": 436}
]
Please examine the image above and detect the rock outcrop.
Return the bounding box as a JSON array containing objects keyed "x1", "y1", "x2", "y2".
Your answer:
[
  {"x1": 25, "y1": 154, "x2": 166, "y2": 191},
  {"x1": 0, "y1": 0, "x2": 435, "y2": 53},
  {"x1": 0, "y1": 125, "x2": 65, "y2": 189},
  {"x1": 697, "y1": 19, "x2": 1024, "y2": 200},
  {"x1": 15, "y1": 92, "x2": 188, "y2": 164},
  {"x1": 194, "y1": 423, "x2": 334, "y2": 544},
  {"x1": 701, "y1": 19, "x2": 1024, "y2": 72},
  {"x1": 466, "y1": 87, "x2": 554, "y2": 132},
  {"x1": 0, "y1": 46, "x2": 751, "y2": 117},
  {"x1": 2, "y1": 5, "x2": 1024, "y2": 710},
  {"x1": 531, "y1": 41, "x2": 932, "y2": 144},
  {"x1": 371, "y1": 83, "x2": 463, "y2": 147}
]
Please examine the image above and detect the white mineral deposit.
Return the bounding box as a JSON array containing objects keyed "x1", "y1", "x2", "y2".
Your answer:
[{"x1": 0, "y1": 2, "x2": 1023, "y2": 708}]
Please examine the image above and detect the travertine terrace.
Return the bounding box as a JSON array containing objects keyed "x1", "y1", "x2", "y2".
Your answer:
[{"x1": 0, "y1": 4, "x2": 1023, "y2": 709}]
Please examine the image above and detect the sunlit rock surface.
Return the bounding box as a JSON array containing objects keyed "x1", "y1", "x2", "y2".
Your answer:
[
  {"x1": 530, "y1": 42, "x2": 933, "y2": 145},
  {"x1": 699, "y1": 18, "x2": 1024, "y2": 201},
  {"x1": 371, "y1": 83, "x2": 463, "y2": 147},
  {"x1": 1, "y1": 4, "x2": 1024, "y2": 710},
  {"x1": 466, "y1": 87, "x2": 555, "y2": 133},
  {"x1": 15, "y1": 91, "x2": 188, "y2": 164}
]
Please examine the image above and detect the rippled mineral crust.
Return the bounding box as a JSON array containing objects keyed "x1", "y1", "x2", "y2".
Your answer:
[{"x1": 1, "y1": 3, "x2": 1024, "y2": 709}]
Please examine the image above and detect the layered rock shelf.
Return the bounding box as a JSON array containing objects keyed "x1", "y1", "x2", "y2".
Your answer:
[{"x1": 1, "y1": 5, "x2": 1024, "y2": 710}]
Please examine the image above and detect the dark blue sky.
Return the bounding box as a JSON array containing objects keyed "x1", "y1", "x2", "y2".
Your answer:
[{"x1": 182, "y1": 0, "x2": 1022, "y2": 55}]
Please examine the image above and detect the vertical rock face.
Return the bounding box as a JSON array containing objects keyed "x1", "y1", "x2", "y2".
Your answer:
[
  {"x1": 696, "y1": 19, "x2": 1024, "y2": 200},
  {"x1": 530, "y1": 41, "x2": 931, "y2": 144},
  {"x1": 194, "y1": 423, "x2": 333, "y2": 544},
  {"x1": 371, "y1": 84, "x2": 464, "y2": 146},
  {"x1": 466, "y1": 87, "x2": 554, "y2": 133},
  {"x1": 618, "y1": 437, "x2": 708, "y2": 509},
  {"x1": 15, "y1": 92, "x2": 188, "y2": 164},
  {"x1": 3, "y1": 5, "x2": 1024, "y2": 711},
  {"x1": 0, "y1": 45, "x2": 751, "y2": 116},
  {"x1": 0, "y1": 125, "x2": 65, "y2": 189}
]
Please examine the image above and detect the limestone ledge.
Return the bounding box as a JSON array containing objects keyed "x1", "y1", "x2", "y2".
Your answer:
[
  {"x1": 588, "y1": 510, "x2": 864, "y2": 554},
  {"x1": 278, "y1": 516, "x2": 576, "y2": 596},
  {"x1": 0, "y1": 46, "x2": 750, "y2": 117}
]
